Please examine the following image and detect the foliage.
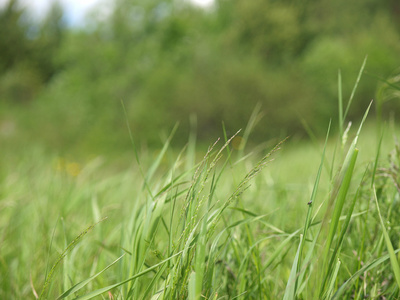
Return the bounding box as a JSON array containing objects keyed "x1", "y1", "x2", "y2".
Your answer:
[
  {"x1": 1, "y1": 0, "x2": 400, "y2": 153},
  {"x1": 0, "y1": 0, "x2": 64, "y2": 104},
  {"x1": 1, "y1": 63, "x2": 400, "y2": 299},
  {"x1": 2, "y1": 2, "x2": 400, "y2": 298}
]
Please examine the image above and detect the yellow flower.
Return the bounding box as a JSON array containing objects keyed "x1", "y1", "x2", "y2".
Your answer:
[{"x1": 66, "y1": 162, "x2": 81, "y2": 177}]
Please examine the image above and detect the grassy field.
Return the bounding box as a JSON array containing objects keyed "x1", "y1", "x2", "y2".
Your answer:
[
  {"x1": 1, "y1": 109, "x2": 400, "y2": 299},
  {"x1": 2, "y1": 60, "x2": 400, "y2": 299}
]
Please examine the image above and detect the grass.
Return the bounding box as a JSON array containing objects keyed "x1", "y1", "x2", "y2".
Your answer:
[
  {"x1": 1, "y1": 121, "x2": 400, "y2": 299},
  {"x1": 2, "y1": 68, "x2": 400, "y2": 299}
]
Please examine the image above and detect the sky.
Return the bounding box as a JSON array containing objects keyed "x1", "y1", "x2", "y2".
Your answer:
[{"x1": 0, "y1": 0, "x2": 214, "y2": 27}]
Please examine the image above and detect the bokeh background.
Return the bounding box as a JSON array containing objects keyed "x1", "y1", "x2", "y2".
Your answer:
[{"x1": 1, "y1": 0, "x2": 400, "y2": 157}]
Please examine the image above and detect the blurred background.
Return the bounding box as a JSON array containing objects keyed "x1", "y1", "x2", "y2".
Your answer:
[{"x1": 1, "y1": 0, "x2": 400, "y2": 158}]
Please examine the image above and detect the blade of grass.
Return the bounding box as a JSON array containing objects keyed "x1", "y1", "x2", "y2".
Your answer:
[
  {"x1": 57, "y1": 254, "x2": 125, "y2": 299},
  {"x1": 283, "y1": 234, "x2": 303, "y2": 300},
  {"x1": 365, "y1": 71, "x2": 400, "y2": 91},
  {"x1": 338, "y1": 69, "x2": 343, "y2": 138},
  {"x1": 320, "y1": 101, "x2": 372, "y2": 284},
  {"x1": 332, "y1": 249, "x2": 400, "y2": 299},
  {"x1": 120, "y1": 99, "x2": 152, "y2": 196},
  {"x1": 238, "y1": 102, "x2": 263, "y2": 158},
  {"x1": 324, "y1": 167, "x2": 369, "y2": 290},
  {"x1": 141, "y1": 261, "x2": 169, "y2": 299},
  {"x1": 260, "y1": 229, "x2": 302, "y2": 273},
  {"x1": 73, "y1": 251, "x2": 183, "y2": 300},
  {"x1": 192, "y1": 208, "x2": 208, "y2": 299},
  {"x1": 186, "y1": 114, "x2": 197, "y2": 172},
  {"x1": 371, "y1": 131, "x2": 384, "y2": 188},
  {"x1": 292, "y1": 121, "x2": 331, "y2": 297},
  {"x1": 323, "y1": 258, "x2": 341, "y2": 300},
  {"x1": 319, "y1": 148, "x2": 358, "y2": 297},
  {"x1": 188, "y1": 271, "x2": 197, "y2": 300},
  {"x1": 39, "y1": 217, "x2": 108, "y2": 300},
  {"x1": 143, "y1": 123, "x2": 179, "y2": 193},
  {"x1": 343, "y1": 56, "x2": 368, "y2": 120},
  {"x1": 373, "y1": 185, "x2": 400, "y2": 288}
]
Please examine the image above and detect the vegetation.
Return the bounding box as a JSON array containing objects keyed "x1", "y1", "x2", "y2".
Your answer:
[
  {"x1": 2, "y1": 0, "x2": 400, "y2": 299},
  {"x1": 2, "y1": 63, "x2": 400, "y2": 298},
  {"x1": 1, "y1": 0, "x2": 400, "y2": 151},
  {"x1": 2, "y1": 99, "x2": 400, "y2": 298}
]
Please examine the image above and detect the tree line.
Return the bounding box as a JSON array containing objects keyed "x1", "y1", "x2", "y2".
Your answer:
[{"x1": 1, "y1": 0, "x2": 400, "y2": 152}]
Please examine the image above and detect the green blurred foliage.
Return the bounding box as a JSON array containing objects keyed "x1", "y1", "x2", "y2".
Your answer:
[
  {"x1": 1, "y1": 0, "x2": 400, "y2": 154},
  {"x1": 0, "y1": 0, "x2": 64, "y2": 102}
]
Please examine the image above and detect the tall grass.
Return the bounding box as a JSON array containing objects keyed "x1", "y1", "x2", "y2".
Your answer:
[{"x1": 1, "y1": 62, "x2": 400, "y2": 299}]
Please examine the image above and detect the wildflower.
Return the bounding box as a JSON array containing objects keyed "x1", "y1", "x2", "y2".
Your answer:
[
  {"x1": 53, "y1": 158, "x2": 81, "y2": 177},
  {"x1": 66, "y1": 162, "x2": 81, "y2": 177}
]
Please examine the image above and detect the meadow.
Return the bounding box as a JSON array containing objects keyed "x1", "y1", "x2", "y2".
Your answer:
[
  {"x1": 1, "y1": 0, "x2": 400, "y2": 298},
  {"x1": 2, "y1": 97, "x2": 400, "y2": 299}
]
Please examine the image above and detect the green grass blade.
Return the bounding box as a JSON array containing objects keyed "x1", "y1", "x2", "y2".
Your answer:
[
  {"x1": 296, "y1": 227, "x2": 321, "y2": 297},
  {"x1": 323, "y1": 258, "x2": 341, "y2": 300},
  {"x1": 238, "y1": 102, "x2": 262, "y2": 158},
  {"x1": 186, "y1": 114, "x2": 197, "y2": 172},
  {"x1": 260, "y1": 229, "x2": 302, "y2": 273},
  {"x1": 373, "y1": 185, "x2": 400, "y2": 288},
  {"x1": 319, "y1": 148, "x2": 358, "y2": 297},
  {"x1": 305, "y1": 120, "x2": 331, "y2": 228},
  {"x1": 57, "y1": 254, "x2": 125, "y2": 299},
  {"x1": 141, "y1": 262, "x2": 168, "y2": 299},
  {"x1": 72, "y1": 251, "x2": 183, "y2": 300},
  {"x1": 188, "y1": 271, "x2": 197, "y2": 300},
  {"x1": 333, "y1": 249, "x2": 400, "y2": 299},
  {"x1": 338, "y1": 69, "x2": 343, "y2": 137},
  {"x1": 144, "y1": 123, "x2": 179, "y2": 192},
  {"x1": 39, "y1": 217, "x2": 108, "y2": 300},
  {"x1": 324, "y1": 168, "x2": 369, "y2": 289},
  {"x1": 355, "y1": 100, "x2": 372, "y2": 139},
  {"x1": 295, "y1": 121, "x2": 331, "y2": 295},
  {"x1": 283, "y1": 234, "x2": 303, "y2": 300},
  {"x1": 120, "y1": 100, "x2": 140, "y2": 168},
  {"x1": 326, "y1": 148, "x2": 359, "y2": 253},
  {"x1": 371, "y1": 131, "x2": 384, "y2": 188},
  {"x1": 366, "y1": 71, "x2": 400, "y2": 91},
  {"x1": 193, "y1": 213, "x2": 208, "y2": 299},
  {"x1": 319, "y1": 101, "x2": 371, "y2": 294},
  {"x1": 343, "y1": 56, "x2": 368, "y2": 120}
]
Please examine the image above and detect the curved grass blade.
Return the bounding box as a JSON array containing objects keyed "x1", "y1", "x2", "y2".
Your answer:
[
  {"x1": 57, "y1": 254, "x2": 125, "y2": 299},
  {"x1": 332, "y1": 249, "x2": 400, "y2": 299},
  {"x1": 343, "y1": 56, "x2": 368, "y2": 120},
  {"x1": 72, "y1": 251, "x2": 183, "y2": 300},
  {"x1": 145, "y1": 123, "x2": 179, "y2": 191},
  {"x1": 323, "y1": 258, "x2": 341, "y2": 300},
  {"x1": 373, "y1": 185, "x2": 400, "y2": 288},
  {"x1": 283, "y1": 234, "x2": 303, "y2": 300},
  {"x1": 39, "y1": 217, "x2": 108, "y2": 300},
  {"x1": 294, "y1": 121, "x2": 331, "y2": 296}
]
